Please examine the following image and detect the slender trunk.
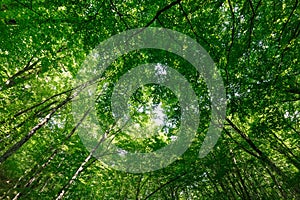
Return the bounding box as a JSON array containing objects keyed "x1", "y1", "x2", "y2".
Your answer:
[
  {"x1": 265, "y1": 167, "x2": 287, "y2": 199},
  {"x1": 135, "y1": 175, "x2": 143, "y2": 200},
  {"x1": 11, "y1": 109, "x2": 90, "y2": 199},
  {"x1": 226, "y1": 118, "x2": 286, "y2": 178},
  {"x1": 3, "y1": 57, "x2": 40, "y2": 90},
  {"x1": 55, "y1": 130, "x2": 108, "y2": 200},
  {"x1": 143, "y1": 172, "x2": 187, "y2": 200},
  {"x1": 55, "y1": 153, "x2": 96, "y2": 200},
  {"x1": 206, "y1": 172, "x2": 221, "y2": 195},
  {"x1": 229, "y1": 149, "x2": 251, "y2": 200},
  {"x1": 0, "y1": 86, "x2": 84, "y2": 163},
  {"x1": 0, "y1": 108, "x2": 57, "y2": 163}
]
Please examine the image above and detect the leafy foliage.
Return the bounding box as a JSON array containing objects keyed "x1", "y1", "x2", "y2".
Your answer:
[{"x1": 0, "y1": 0, "x2": 299, "y2": 199}]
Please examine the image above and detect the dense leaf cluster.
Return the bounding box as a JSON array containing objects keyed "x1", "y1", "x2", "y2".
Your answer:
[{"x1": 0, "y1": 0, "x2": 299, "y2": 199}]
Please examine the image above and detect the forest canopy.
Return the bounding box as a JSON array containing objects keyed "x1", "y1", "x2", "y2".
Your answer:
[{"x1": 0, "y1": 0, "x2": 299, "y2": 199}]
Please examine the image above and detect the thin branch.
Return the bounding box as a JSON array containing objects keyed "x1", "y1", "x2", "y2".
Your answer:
[
  {"x1": 178, "y1": 2, "x2": 217, "y2": 59},
  {"x1": 55, "y1": 129, "x2": 109, "y2": 200},
  {"x1": 145, "y1": 0, "x2": 181, "y2": 27},
  {"x1": 143, "y1": 172, "x2": 187, "y2": 200},
  {"x1": 247, "y1": 0, "x2": 255, "y2": 15},
  {"x1": 223, "y1": 128, "x2": 260, "y2": 158},
  {"x1": 14, "y1": 0, "x2": 44, "y2": 17},
  {"x1": 0, "y1": 87, "x2": 83, "y2": 163},
  {"x1": 227, "y1": 0, "x2": 235, "y2": 54},
  {"x1": 226, "y1": 0, "x2": 235, "y2": 83},
  {"x1": 246, "y1": 0, "x2": 262, "y2": 66},
  {"x1": 277, "y1": 0, "x2": 299, "y2": 45},
  {"x1": 109, "y1": 0, "x2": 130, "y2": 29},
  {"x1": 135, "y1": 175, "x2": 143, "y2": 200},
  {"x1": 226, "y1": 117, "x2": 286, "y2": 178},
  {"x1": 11, "y1": 108, "x2": 91, "y2": 200},
  {"x1": 4, "y1": 59, "x2": 40, "y2": 88},
  {"x1": 55, "y1": 155, "x2": 97, "y2": 200}
]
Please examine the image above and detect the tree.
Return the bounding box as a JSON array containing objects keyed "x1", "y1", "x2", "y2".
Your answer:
[{"x1": 0, "y1": 0, "x2": 299, "y2": 199}]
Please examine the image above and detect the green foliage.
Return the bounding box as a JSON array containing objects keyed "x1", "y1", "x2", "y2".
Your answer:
[{"x1": 0, "y1": 0, "x2": 299, "y2": 199}]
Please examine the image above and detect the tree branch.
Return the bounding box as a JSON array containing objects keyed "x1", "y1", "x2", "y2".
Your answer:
[{"x1": 145, "y1": 0, "x2": 181, "y2": 27}]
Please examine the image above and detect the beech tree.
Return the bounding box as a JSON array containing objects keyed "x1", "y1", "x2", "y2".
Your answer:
[{"x1": 0, "y1": 0, "x2": 299, "y2": 199}]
